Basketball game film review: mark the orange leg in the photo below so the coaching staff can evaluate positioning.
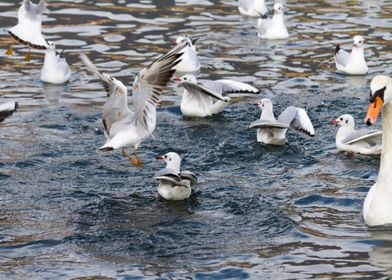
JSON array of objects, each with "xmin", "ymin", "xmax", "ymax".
[
  {"xmin": 25, "ymin": 49, "xmax": 31, "ymax": 62},
  {"xmin": 121, "ymin": 148, "xmax": 142, "ymax": 169}
]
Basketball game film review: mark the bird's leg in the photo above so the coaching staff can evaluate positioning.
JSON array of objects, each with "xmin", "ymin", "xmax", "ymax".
[
  {"xmin": 346, "ymin": 151, "xmax": 355, "ymax": 158},
  {"xmin": 6, "ymin": 45, "xmax": 13, "ymax": 56},
  {"xmin": 121, "ymin": 148, "xmax": 142, "ymax": 168},
  {"xmin": 133, "ymin": 148, "xmax": 143, "ymax": 168},
  {"xmin": 25, "ymin": 49, "xmax": 31, "ymax": 62}
]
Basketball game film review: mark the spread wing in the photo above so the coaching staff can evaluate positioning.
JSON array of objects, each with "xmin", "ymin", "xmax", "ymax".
[
  {"xmin": 200, "ymin": 79, "xmax": 259, "ymax": 95},
  {"xmin": 131, "ymin": 41, "xmax": 186, "ymax": 132},
  {"xmin": 154, "ymin": 168, "xmax": 182, "ymax": 184},
  {"xmin": 179, "ymin": 82, "xmax": 227, "ymax": 101},
  {"xmin": 278, "ymin": 106, "xmax": 315, "ymax": 136},
  {"xmin": 335, "ymin": 44, "xmax": 350, "ymax": 67},
  {"xmin": 179, "ymin": 170, "xmax": 198, "ymax": 185},
  {"xmin": 343, "ymin": 130, "xmax": 382, "ymax": 145},
  {"xmin": 0, "ymin": 102, "xmax": 18, "ymax": 122},
  {"xmin": 80, "ymin": 53, "xmax": 131, "ymax": 135},
  {"xmin": 249, "ymin": 119, "xmax": 289, "ymax": 129}
]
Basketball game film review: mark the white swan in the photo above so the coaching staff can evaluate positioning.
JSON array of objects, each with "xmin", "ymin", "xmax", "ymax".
[
  {"xmin": 257, "ymin": 3, "xmax": 289, "ymax": 40},
  {"xmin": 363, "ymin": 75, "xmax": 392, "ymax": 226},
  {"xmin": 335, "ymin": 35, "xmax": 368, "ymax": 75},
  {"xmin": 40, "ymin": 41, "xmax": 71, "ymax": 84},
  {"xmin": 155, "ymin": 152, "xmax": 198, "ymax": 201},
  {"xmin": 331, "ymin": 114, "xmax": 382, "ymax": 155}
]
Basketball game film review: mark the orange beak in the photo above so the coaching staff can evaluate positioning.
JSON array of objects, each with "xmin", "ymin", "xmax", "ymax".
[
  {"xmin": 156, "ymin": 155, "xmax": 164, "ymax": 160},
  {"xmin": 365, "ymin": 96, "xmax": 383, "ymax": 125}
]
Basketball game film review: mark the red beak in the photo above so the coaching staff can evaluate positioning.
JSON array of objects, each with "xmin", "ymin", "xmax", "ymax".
[
  {"xmin": 174, "ymin": 77, "xmax": 182, "ymax": 82},
  {"xmin": 171, "ymin": 41, "xmax": 177, "ymax": 46},
  {"xmin": 330, "ymin": 119, "xmax": 338, "ymax": 125},
  {"xmin": 156, "ymin": 155, "xmax": 164, "ymax": 160}
]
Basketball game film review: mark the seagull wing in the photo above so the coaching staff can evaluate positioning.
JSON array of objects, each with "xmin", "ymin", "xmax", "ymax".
[
  {"xmin": 343, "ymin": 130, "xmax": 382, "ymax": 145},
  {"xmin": 131, "ymin": 41, "xmax": 186, "ymax": 133},
  {"xmin": 179, "ymin": 170, "xmax": 198, "ymax": 185},
  {"xmin": 154, "ymin": 168, "xmax": 182, "ymax": 184},
  {"xmin": 179, "ymin": 82, "xmax": 227, "ymax": 101},
  {"xmin": 249, "ymin": 119, "xmax": 289, "ymax": 129},
  {"xmin": 80, "ymin": 53, "xmax": 131, "ymax": 135},
  {"xmin": 0, "ymin": 102, "xmax": 18, "ymax": 122},
  {"xmin": 335, "ymin": 44, "xmax": 350, "ymax": 67},
  {"xmin": 201, "ymin": 79, "xmax": 259, "ymax": 95},
  {"xmin": 278, "ymin": 106, "xmax": 315, "ymax": 136}
]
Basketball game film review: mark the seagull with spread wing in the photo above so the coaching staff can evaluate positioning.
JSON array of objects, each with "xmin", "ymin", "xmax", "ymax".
[
  {"xmin": 249, "ymin": 98, "xmax": 315, "ymax": 145},
  {"xmin": 80, "ymin": 42, "xmax": 186, "ymax": 168},
  {"xmin": 7, "ymin": 0, "xmax": 49, "ymax": 61}
]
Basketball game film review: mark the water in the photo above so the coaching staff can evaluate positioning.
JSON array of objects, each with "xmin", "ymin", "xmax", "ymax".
[{"xmin": 1, "ymin": 0, "xmax": 392, "ymax": 278}]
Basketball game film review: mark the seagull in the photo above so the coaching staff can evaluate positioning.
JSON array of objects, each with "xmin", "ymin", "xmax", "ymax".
[
  {"xmin": 238, "ymin": 0, "xmax": 268, "ymax": 17},
  {"xmin": 335, "ymin": 35, "xmax": 368, "ymax": 75},
  {"xmin": 0, "ymin": 102, "xmax": 18, "ymax": 122},
  {"xmin": 154, "ymin": 152, "xmax": 198, "ymax": 201},
  {"xmin": 331, "ymin": 114, "xmax": 382, "ymax": 155},
  {"xmin": 257, "ymin": 3, "xmax": 289, "ymax": 40},
  {"xmin": 249, "ymin": 98, "xmax": 315, "ymax": 145},
  {"xmin": 80, "ymin": 42, "xmax": 186, "ymax": 168},
  {"xmin": 173, "ymin": 36, "xmax": 200, "ymax": 73},
  {"xmin": 176, "ymin": 74, "xmax": 259, "ymax": 117},
  {"xmin": 40, "ymin": 41, "xmax": 71, "ymax": 84},
  {"xmin": 7, "ymin": 0, "xmax": 49, "ymax": 61}
]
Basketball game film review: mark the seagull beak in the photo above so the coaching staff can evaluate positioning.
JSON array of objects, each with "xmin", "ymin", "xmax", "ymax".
[
  {"xmin": 156, "ymin": 155, "xmax": 165, "ymax": 160},
  {"xmin": 174, "ymin": 77, "xmax": 182, "ymax": 82},
  {"xmin": 171, "ymin": 40, "xmax": 177, "ymax": 46},
  {"xmin": 365, "ymin": 96, "xmax": 383, "ymax": 126},
  {"xmin": 330, "ymin": 119, "xmax": 338, "ymax": 125},
  {"xmin": 272, "ymin": 9, "xmax": 277, "ymax": 14}
]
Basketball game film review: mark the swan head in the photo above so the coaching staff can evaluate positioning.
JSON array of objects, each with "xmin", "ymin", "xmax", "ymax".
[
  {"xmin": 353, "ymin": 35, "xmax": 365, "ymax": 48},
  {"xmin": 156, "ymin": 152, "xmax": 182, "ymax": 172},
  {"xmin": 175, "ymin": 74, "xmax": 197, "ymax": 84},
  {"xmin": 331, "ymin": 114, "xmax": 355, "ymax": 128},
  {"xmin": 272, "ymin": 3, "xmax": 284, "ymax": 14},
  {"xmin": 365, "ymin": 75, "xmax": 392, "ymax": 125}
]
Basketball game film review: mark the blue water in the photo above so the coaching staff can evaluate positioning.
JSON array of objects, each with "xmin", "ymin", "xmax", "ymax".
[{"xmin": 1, "ymin": 0, "xmax": 392, "ymax": 279}]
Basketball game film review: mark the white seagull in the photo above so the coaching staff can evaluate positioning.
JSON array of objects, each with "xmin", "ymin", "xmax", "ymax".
[
  {"xmin": 335, "ymin": 35, "xmax": 368, "ymax": 75},
  {"xmin": 363, "ymin": 75, "xmax": 392, "ymax": 226},
  {"xmin": 0, "ymin": 102, "xmax": 18, "ymax": 122},
  {"xmin": 155, "ymin": 152, "xmax": 198, "ymax": 201},
  {"xmin": 7, "ymin": 0, "xmax": 49, "ymax": 61},
  {"xmin": 257, "ymin": 3, "xmax": 289, "ymax": 40},
  {"xmin": 249, "ymin": 98, "xmax": 315, "ymax": 145},
  {"xmin": 80, "ymin": 42, "xmax": 186, "ymax": 168},
  {"xmin": 40, "ymin": 41, "xmax": 71, "ymax": 84},
  {"xmin": 176, "ymin": 74, "xmax": 259, "ymax": 117},
  {"xmin": 238, "ymin": 0, "xmax": 268, "ymax": 17},
  {"xmin": 173, "ymin": 36, "xmax": 200, "ymax": 73},
  {"xmin": 331, "ymin": 114, "xmax": 382, "ymax": 155}
]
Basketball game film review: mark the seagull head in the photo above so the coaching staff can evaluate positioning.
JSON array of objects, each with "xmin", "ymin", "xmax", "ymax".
[
  {"xmin": 175, "ymin": 74, "xmax": 197, "ymax": 84},
  {"xmin": 255, "ymin": 98, "xmax": 273, "ymax": 110},
  {"xmin": 156, "ymin": 152, "xmax": 182, "ymax": 172},
  {"xmin": 104, "ymin": 73, "xmax": 127, "ymax": 93},
  {"xmin": 46, "ymin": 41, "xmax": 56, "ymax": 50},
  {"xmin": 365, "ymin": 75, "xmax": 391, "ymax": 125},
  {"xmin": 353, "ymin": 35, "xmax": 365, "ymax": 48},
  {"xmin": 331, "ymin": 114, "xmax": 354, "ymax": 127},
  {"xmin": 272, "ymin": 3, "xmax": 284, "ymax": 14}
]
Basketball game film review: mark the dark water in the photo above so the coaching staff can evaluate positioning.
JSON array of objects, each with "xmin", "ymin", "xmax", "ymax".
[{"xmin": 1, "ymin": 0, "xmax": 392, "ymax": 279}]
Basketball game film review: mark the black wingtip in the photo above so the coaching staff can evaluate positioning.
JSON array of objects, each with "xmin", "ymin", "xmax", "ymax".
[
  {"xmin": 99, "ymin": 146, "xmax": 114, "ymax": 152},
  {"xmin": 335, "ymin": 44, "xmax": 341, "ymax": 55}
]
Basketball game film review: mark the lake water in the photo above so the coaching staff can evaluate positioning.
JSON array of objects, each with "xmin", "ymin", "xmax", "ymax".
[{"xmin": 1, "ymin": 0, "xmax": 392, "ymax": 279}]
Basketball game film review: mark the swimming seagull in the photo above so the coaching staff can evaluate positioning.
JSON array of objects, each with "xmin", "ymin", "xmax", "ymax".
[
  {"xmin": 155, "ymin": 152, "xmax": 198, "ymax": 201},
  {"xmin": 40, "ymin": 41, "xmax": 71, "ymax": 84},
  {"xmin": 334, "ymin": 35, "xmax": 368, "ymax": 75},
  {"xmin": 176, "ymin": 74, "xmax": 259, "ymax": 117},
  {"xmin": 80, "ymin": 42, "xmax": 186, "ymax": 168},
  {"xmin": 238, "ymin": 0, "xmax": 268, "ymax": 17},
  {"xmin": 257, "ymin": 3, "xmax": 289, "ymax": 40},
  {"xmin": 331, "ymin": 114, "xmax": 382, "ymax": 155},
  {"xmin": 7, "ymin": 0, "xmax": 49, "ymax": 61},
  {"xmin": 249, "ymin": 98, "xmax": 315, "ymax": 145},
  {"xmin": 173, "ymin": 36, "xmax": 200, "ymax": 73},
  {"xmin": 0, "ymin": 102, "xmax": 18, "ymax": 122}
]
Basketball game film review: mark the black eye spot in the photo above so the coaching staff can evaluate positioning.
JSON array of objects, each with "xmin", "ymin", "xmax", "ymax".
[
  {"xmin": 340, "ymin": 118, "xmax": 343, "ymax": 121},
  {"xmin": 345, "ymin": 120, "xmax": 348, "ymax": 123}
]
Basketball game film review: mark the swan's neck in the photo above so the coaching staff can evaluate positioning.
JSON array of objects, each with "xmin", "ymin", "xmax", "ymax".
[{"xmin": 378, "ymin": 102, "xmax": 392, "ymax": 185}]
